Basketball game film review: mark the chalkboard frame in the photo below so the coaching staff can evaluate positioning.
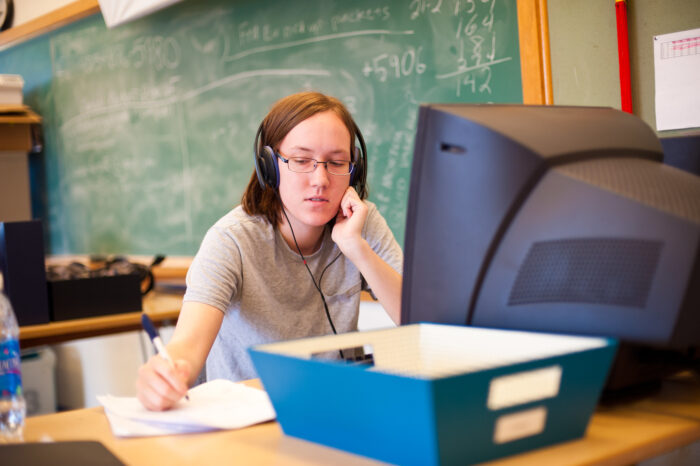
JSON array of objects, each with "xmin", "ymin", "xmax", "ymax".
[{"xmin": 0, "ymin": 0, "xmax": 552, "ymax": 104}]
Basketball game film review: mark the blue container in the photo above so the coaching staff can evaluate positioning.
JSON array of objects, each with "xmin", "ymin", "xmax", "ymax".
[{"xmin": 250, "ymin": 324, "xmax": 617, "ymax": 465}]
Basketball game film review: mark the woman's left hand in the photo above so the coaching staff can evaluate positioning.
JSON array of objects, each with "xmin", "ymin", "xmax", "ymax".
[
  {"xmin": 331, "ymin": 187, "xmax": 368, "ymax": 256},
  {"xmin": 331, "ymin": 186, "xmax": 402, "ymax": 325}
]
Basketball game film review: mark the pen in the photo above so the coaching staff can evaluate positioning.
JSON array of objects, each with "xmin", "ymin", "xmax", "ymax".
[{"xmin": 141, "ymin": 313, "xmax": 190, "ymax": 401}]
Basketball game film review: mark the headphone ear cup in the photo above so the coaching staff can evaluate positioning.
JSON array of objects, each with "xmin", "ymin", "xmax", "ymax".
[
  {"xmin": 350, "ymin": 146, "xmax": 362, "ymax": 188},
  {"xmin": 255, "ymin": 145, "xmax": 279, "ymax": 189},
  {"xmin": 349, "ymin": 165, "xmax": 356, "ymax": 187}
]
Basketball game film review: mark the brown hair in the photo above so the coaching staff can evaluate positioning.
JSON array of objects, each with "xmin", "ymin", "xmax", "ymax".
[{"xmin": 241, "ymin": 91, "xmax": 367, "ymax": 226}]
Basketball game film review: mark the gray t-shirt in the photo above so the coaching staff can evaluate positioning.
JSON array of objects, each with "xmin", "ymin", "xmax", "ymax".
[{"xmin": 183, "ymin": 201, "xmax": 403, "ymax": 382}]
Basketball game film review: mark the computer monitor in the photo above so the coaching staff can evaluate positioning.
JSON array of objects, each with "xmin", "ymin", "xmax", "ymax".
[
  {"xmin": 401, "ymin": 104, "xmax": 700, "ymax": 391},
  {"xmin": 662, "ymin": 133, "xmax": 700, "ymax": 177}
]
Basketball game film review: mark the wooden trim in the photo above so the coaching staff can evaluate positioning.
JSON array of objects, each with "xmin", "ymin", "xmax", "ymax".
[
  {"xmin": 518, "ymin": 0, "xmax": 554, "ymax": 105},
  {"xmin": 537, "ymin": 0, "xmax": 553, "ymax": 104},
  {"xmin": 0, "ymin": 0, "xmax": 100, "ymax": 51}
]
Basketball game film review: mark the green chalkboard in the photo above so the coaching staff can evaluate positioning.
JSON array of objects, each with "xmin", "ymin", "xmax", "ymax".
[{"xmin": 1, "ymin": 0, "xmax": 522, "ymax": 255}]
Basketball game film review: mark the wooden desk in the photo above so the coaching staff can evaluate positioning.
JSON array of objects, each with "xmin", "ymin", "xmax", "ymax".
[
  {"xmin": 23, "ymin": 379, "xmax": 700, "ymax": 465},
  {"xmin": 622, "ymin": 371, "xmax": 700, "ymax": 422},
  {"xmin": 19, "ymin": 292, "xmax": 183, "ymax": 349}
]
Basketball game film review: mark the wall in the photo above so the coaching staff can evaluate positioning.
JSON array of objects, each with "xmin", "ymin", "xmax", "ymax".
[
  {"xmin": 548, "ymin": 0, "xmax": 700, "ymax": 134},
  {"xmin": 9, "ymin": 0, "xmax": 75, "ymax": 27}
]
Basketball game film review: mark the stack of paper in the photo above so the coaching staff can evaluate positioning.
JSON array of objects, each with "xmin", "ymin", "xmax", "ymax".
[{"xmin": 97, "ymin": 379, "xmax": 276, "ymax": 437}]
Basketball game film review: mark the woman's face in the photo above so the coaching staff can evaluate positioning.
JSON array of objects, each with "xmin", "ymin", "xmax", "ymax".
[{"xmin": 277, "ymin": 110, "xmax": 352, "ymax": 230}]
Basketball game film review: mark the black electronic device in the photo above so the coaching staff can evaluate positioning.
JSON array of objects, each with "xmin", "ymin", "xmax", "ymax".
[
  {"xmin": 0, "ymin": 220, "xmax": 50, "ymax": 326},
  {"xmin": 401, "ymin": 104, "xmax": 700, "ymax": 392},
  {"xmin": 661, "ymin": 133, "xmax": 700, "ymax": 177}
]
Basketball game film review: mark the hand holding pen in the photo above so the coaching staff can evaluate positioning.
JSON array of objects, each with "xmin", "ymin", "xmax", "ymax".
[{"xmin": 141, "ymin": 313, "xmax": 190, "ymax": 402}]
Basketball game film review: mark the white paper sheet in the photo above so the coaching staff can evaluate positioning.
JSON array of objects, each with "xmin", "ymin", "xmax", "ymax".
[
  {"xmin": 97, "ymin": 379, "xmax": 276, "ymax": 437},
  {"xmin": 97, "ymin": 0, "xmax": 184, "ymax": 28},
  {"xmin": 654, "ymin": 27, "xmax": 700, "ymax": 131}
]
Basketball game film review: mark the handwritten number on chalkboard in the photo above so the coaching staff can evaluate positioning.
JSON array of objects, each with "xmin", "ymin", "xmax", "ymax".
[
  {"xmin": 462, "ymin": 73, "xmax": 477, "ymax": 93},
  {"xmin": 471, "ymin": 35, "xmax": 484, "ymax": 64},
  {"xmin": 409, "ymin": 0, "xmax": 420, "ymax": 20},
  {"xmin": 482, "ymin": 0, "xmax": 495, "ymax": 31},
  {"xmin": 486, "ymin": 34, "xmax": 496, "ymax": 62},
  {"xmin": 465, "ymin": 14, "xmax": 478, "ymax": 37},
  {"xmin": 126, "ymin": 36, "xmax": 180, "ymax": 70},
  {"xmin": 409, "ymin": 0, "xmax": 443, "ymax": 20},
  {"xmin": 363, "ymin": 47, "xmax": 426, "ymax": 82},
  {"xmin": 455, "ymin": 0, "xmax": 477, "ymax": 15},
  {"xmin": 365, "ymin": 54, "xmax": 388, "ymax": 81},
  {"xmin": 479, "ymin": 67, "xmax": 492, "ymax": 94},
  {"xmin": 415, "ymin": 48, "xmax": 427, "ymax": 74}
]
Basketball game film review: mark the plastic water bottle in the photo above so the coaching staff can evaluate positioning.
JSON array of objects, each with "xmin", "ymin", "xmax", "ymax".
[{"xmin": 0, "ymin": 273, "xmax": 25, "ymax": 442}]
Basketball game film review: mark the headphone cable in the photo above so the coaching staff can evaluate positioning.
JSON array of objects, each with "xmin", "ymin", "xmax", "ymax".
[{"xmin": 280, "ymin": 204, "xmax": 345, "ymax": 359}]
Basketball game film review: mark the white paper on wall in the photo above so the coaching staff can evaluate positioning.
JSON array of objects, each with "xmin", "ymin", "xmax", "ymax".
[
  {"xmin": 653, "ymin": 27, "xmax": 700, "ymax": 131},
  {"xmin": 97, "ymin": 0, "xmax": 183, "ymax": 28}
]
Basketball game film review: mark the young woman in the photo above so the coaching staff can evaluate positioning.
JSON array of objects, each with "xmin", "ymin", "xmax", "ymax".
[{"xmin": 136, "ymin": 91, "xmax": 403, "ymax": 410}]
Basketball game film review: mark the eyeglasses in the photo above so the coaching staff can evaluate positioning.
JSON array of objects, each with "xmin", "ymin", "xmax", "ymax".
[{"xmin": 277, "ymin": 153, "xmax": 353, "ymax": 176}]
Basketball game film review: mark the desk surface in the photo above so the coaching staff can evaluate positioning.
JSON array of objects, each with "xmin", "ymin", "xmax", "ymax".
[{"xmin": 23, "ymin": 378, "xmax": 700, "ymax": 466}]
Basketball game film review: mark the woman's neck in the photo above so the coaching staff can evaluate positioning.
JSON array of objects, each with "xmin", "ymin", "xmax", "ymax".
[{"xmin": 278, "ymin": 218, "xmax": 325, "ymax": 256}]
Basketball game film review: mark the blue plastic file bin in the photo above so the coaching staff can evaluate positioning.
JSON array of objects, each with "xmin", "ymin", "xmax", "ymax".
[{"xmin": 250, "ymin": 324, "xmax": 617, "ymax": 465}]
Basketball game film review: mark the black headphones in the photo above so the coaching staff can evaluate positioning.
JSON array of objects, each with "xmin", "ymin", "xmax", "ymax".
[{"xmin": 253, "ymin": 120, "xmax": 367, "ymax": 195}]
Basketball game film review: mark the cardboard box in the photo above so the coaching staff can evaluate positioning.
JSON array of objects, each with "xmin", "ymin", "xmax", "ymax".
[
  {"xmin": 250, "ymin": 324, "xmax": 617, "ymax": 465},
  {"xmin": 0, "ymin": 151, "xmax": 32, "ymax": 222},
  {"xmin": 21, "ymin": 347, "xmax": 57, "ymax": 416},
  {"xmin": 0, "ymin": 75, "xmax": 24, "ymax": 105},
  {"xmin": 0, "ymin": 106, "xmax": 41, "ymax": 222},
  {"xmin": 47, "ymin": 274, "xmax": 143, "ymax": 321},
  {"xmin": 0, "ymin": 105, "xmax": 40, "ymax": 152}
]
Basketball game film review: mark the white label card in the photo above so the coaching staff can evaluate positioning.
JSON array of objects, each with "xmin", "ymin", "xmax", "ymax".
[
  {"xmin": 493, "ymin": 406, "xmax": 548, "ymax": 444},
  {"xmin": 487, "ymin": 365, "xmax": 562, "ymax": 410}
]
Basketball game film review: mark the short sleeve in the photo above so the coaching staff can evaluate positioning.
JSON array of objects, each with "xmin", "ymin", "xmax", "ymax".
[
  {"xmin": 184, "ymin": 223, "xmax": 243, "ymax": 313},
  {"xmin": 362, "ymin": 202, "xmax": 404, "ymax": 276}
]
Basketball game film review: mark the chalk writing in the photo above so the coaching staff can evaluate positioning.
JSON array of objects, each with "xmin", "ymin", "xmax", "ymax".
[
  {"xmin": 409, "ymin": 0, "xmax": 444, "ymax": 20},
  {"xmin": 53, "ymin": 35, "xmax": 181, "ymax": 76},
  {"xmin": 362, "ymin": 47, "xmax": 426, "ymax": 82},
  {"xmin": 224, "ymin": 29, "xmax": 415, "ymax": 63},
  {"xmin": 331, "ymin": 6, "xmax": 391, "ymax": 31},
  {"xmin": 435, "ymin": 0, "xmax": 512, "ymax": 98},
  {"xmin": 9, "ymin": 0, "xmax": 522, "ymax": 255}
]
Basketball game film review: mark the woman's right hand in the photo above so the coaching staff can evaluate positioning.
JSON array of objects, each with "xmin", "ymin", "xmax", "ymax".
[{"xmin": 136, "ymin": 354, "xmax": 191, "ymax": 411}]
